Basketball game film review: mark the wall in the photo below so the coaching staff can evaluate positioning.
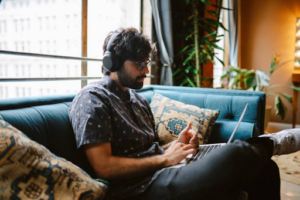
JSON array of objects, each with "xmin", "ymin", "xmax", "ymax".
[{"xmin": 240, "ymin": 0, "xmax": 300, "ymax": 124}]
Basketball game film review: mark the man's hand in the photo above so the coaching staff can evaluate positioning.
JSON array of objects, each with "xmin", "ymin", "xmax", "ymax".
[
  {"xmin": 163, "ymin": 140, "xmax": 196, "ymax": 167},
  {"xmin": 177, "ymin": 122, "xmax": 200, "ymax": 149}
]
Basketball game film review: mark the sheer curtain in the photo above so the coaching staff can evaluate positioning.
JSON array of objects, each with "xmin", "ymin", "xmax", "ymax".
[{"xmin": 228, "ymin": 0, "xmax": 239, "ymax": 67}]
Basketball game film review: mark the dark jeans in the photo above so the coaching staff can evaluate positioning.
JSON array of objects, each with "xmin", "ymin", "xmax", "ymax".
[{"xmin": 144, "ymin": 138, "xmax": 280, "ymax": 200}]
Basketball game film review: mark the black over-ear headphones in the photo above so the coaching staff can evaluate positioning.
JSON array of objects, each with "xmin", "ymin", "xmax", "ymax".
[{"xmin": 103, "ymin": 32, "xmax": 119, "ymax": 72}]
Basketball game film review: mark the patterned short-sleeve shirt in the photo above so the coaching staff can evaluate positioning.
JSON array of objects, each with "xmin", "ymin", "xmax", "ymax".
[{"xmin": 69, "ymin": 75, "xmax": 165, "ymax": 198}]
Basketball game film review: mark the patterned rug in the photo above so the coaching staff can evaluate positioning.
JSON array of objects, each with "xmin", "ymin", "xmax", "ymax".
[{"xmin": 272, "ymin": 151, "xmax": 300, "ymax": 185}]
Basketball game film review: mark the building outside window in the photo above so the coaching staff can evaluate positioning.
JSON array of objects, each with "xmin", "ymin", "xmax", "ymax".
[{"xmin": 0, "ymin": 0, "xmax": 142, "ymax": 99}]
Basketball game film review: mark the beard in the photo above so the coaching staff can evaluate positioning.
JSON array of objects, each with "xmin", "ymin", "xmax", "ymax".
[{"xmin": 117, "ymin": 65, "xmax": 146, "ymax": 89}]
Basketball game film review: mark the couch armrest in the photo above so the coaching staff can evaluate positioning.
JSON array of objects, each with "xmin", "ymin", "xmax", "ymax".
[{"xmin": 208, "ymin": 121, "xmax": 258, "ymax": 144}]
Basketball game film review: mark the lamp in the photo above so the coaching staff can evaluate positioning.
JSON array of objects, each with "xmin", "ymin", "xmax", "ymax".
[{"xmin": 294, "ymin": 18, "xmax": 300, "ymax": 68}]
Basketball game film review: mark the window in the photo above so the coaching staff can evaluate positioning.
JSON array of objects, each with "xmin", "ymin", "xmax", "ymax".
[
  {"xmin": 15, "ymin": 87, "xmax": 19, "ymax": 97},
  {"xmin": 21, "ymin": 65, "xmax": 25, "ymax": 77},
  {"xmin": 87, "ymin": 0, "xmax": 141, "ymax": 83},
  {"xmin": 20, "ymin": 19, "xmax": 24, "ymax": 31},
  {"xmin": 3, "ymin": 20, "xmax": 6, "ymax": 33},
  {"xmin": 14, "ymin": 19, "xmax": 18, "ymax": 32},
  {"xmin": 15, "ymin": 65, "xmax": 19, "ymax": 77},
  {"xmin": 0, "ymin": 0, "xmax": 143, "ymax": 99},
  {"xmin": 22, "ymin": 87, "xmax": 26, "ymax": 96}
]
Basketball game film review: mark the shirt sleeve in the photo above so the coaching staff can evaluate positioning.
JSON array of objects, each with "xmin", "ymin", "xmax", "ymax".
[{"xmin": 69, "ymin": 90, "xmax": 113, "ymax": 148}]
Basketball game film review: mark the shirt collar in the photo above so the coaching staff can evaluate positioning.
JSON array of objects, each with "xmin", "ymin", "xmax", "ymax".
[{"xmin": 102, "ymin": 75, "xmax": 131, "ymax": 101}]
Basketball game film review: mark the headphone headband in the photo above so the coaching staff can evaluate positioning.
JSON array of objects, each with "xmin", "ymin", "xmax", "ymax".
[{"xmin": 106, "ymin": 32, "xmax": 119, "ymax": 52}]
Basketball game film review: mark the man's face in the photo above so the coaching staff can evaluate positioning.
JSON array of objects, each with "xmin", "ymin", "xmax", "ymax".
[{"xmin": 117, "ymin": 60, "xmax": 150, "ymax": 89}]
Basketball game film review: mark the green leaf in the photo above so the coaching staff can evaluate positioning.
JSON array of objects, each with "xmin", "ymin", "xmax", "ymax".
[
  {"xmin": 175, "ymin": 44, "xmax": 192, "ymax": 56},
  {"xmin": 193, "ymin": 69, "xmax": 199, "ymax": 75},
  {"xmin": 255, "ymin": 70, "xmax": 270, "ymax": 86},
  {"xmin": 183, "ymin": 51, "xmax": 195, "ymax": 65},
  {"xmin": 185, "ymin": 66, "xmax": 192, "ymax": 73},
  {"xmin": 259, "ymin": 86, "xmax": 265, "ymax": 91},
  {"xmin": 215, "ymin": 56, "xmax": 224, "ymax": 66},
  {"xmin": 244, "ymin": 69, "xmax": 255, "ymax": 77},
  {"xmin": 213, "ymin": 45, "xmax": 224, "ymax": 51},
  {"xmin": 269, "ymin": 57, "xmax": 276, "ymax": 74},
  {"xmin": 245, "ymin": 77, "xmax": 256, "ymax": 89},
  {"xmin": 179, "ymin": 77, "xmax": 188, "ymax": 86},
  {"xmin": 186, "ymin": 77, "xmax": 196, "ymax": 87},
  {"xmin": 206, "ymin": 10, "xmax": 218, "ymax": 17},
  {"xmin": 275, "ymin": 95, "xmax": 287, "ymax": 120},
  {"xmin": 219, "ymin": 23, "xmax": 228, "ymax": 31},
  {"xmin": 228, "ymin": 66, "xmax": 241, "ymax": 73},
  {"xmin": 203, "ymin": 31, "xmax": 217, "ymax": 38},
  {"xmin": 202, "ymin": 77, "xmax": 214, "ymax": 87},
  {"xmin": 220, "ymin": 73, "xmax": 229, "ymax": 81},
  {"xmin": 216, "ymin": 34, "xmax": 225, "ymax": 38},
  {"xmin": 172, "ymin": 68, "xmax": 182, "ymax": 77},
  {"xmin": 281, "ymin": 93, "xmax": 292, "ymax": 104},
  {"xmin": 290, "ymin": 86, "xmax": 300, "ymax": 92},
  {"xmin": 211, "ymin": 5, "xmax": 233, "ymax": 11},
  {"xmin": 230, "ymin": 75, "xmax": 241, "ymax": 89},
  {"xmin": 200, "ymin": 0, "xmax": 210, "ymax": 6}
]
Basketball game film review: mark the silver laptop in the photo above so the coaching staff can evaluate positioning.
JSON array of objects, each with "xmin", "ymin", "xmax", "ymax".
[{"xmin": 186, "ymin": 103, "xmax": 248, "ymax": 164}]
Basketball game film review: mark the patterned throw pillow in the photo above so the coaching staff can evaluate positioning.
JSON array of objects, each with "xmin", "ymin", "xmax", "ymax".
[
  {"xmin": 150, "ymin": 93, "xmax": 219, "ymax": 145},
  {"xmin": 0, "ymin": 120, "xmax": 108, "ymax": 200}
]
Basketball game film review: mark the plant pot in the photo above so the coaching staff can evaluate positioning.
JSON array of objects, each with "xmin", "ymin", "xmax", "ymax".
[{"xmin": 264, "ymin": 105, "xmax": 272, "ymax": 131}]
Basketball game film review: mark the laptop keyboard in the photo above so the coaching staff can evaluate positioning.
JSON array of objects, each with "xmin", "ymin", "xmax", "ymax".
[{"xmin": 187, "ymin": 144, "xmax": 223, "ymax": 164}]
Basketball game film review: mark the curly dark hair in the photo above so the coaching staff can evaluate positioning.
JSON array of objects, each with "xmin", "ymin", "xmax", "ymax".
[{"xmin": 102, "ymin": 27, "xmax": 156, "ymax": 75}]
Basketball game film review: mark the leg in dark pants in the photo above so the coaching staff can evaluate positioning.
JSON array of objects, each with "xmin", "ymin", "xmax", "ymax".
[
  {"xmin": 145, "ymin": 138, "xmax": 280, "ymax": 200},
  {"xmin": 242, "ymin": 159, "xmax": 280, "ymax": 200}
]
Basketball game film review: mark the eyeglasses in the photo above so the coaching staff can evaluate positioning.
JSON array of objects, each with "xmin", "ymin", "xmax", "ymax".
[{"xmin": 134, "ymin": 61, "xmax": 151, "ymax": 71}]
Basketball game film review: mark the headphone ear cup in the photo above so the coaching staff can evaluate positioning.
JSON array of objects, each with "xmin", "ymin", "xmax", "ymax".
[
  {"xmin": 103, "ymin": 32, "xmax": 120, "ymax": 72},
  {"xmin": 103, "ymin": 51, "xmax": 114, "ymax": 71}
]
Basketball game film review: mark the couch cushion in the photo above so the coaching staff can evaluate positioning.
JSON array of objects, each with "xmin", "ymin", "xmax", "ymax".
[
  {"xmin": 0, "ymin": 120, "xmax": 108, "ymax": 199},
  {"xmin": 150, "ymin": 93, "xmax": 219, "ymax": 144}
]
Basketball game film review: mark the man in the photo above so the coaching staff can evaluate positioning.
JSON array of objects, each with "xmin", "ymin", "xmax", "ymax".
[{"xmin": 69, "ymin": 27, "xmax": 300, "ymax": 200}]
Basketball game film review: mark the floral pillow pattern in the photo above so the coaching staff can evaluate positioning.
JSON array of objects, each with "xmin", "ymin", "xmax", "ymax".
[
  {"xmin": 0, "ymin": 120, "xmax": 108, "ymax": 200},
  {"xmin": 150, "ymin": 93, "xmax": 219, "ymax": 145}
]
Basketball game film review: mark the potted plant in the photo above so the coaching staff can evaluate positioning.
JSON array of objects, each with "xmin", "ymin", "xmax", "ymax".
[
  {"xmin": 171, "ymin": 0, "xmax": 227, "ymax": 88},
  {"xmin": 221, "ymin": 54, "xmax": 300, "ymax": 127}
]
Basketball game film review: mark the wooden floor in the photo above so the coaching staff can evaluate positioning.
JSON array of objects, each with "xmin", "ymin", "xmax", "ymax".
[{"xmin": 281, "ymin": 180, "xmax": 300, "ymax": 200}]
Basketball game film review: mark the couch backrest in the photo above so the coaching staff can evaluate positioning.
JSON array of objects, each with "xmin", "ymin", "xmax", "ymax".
[{"xmin": 137, "ymin": 85, "xmax": 266, "ymax": 136}]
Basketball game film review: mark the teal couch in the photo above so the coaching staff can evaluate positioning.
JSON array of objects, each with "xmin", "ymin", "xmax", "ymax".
[{"xmin": 0, "ymin": 85, "xmax": 266, "ymax": 178}]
